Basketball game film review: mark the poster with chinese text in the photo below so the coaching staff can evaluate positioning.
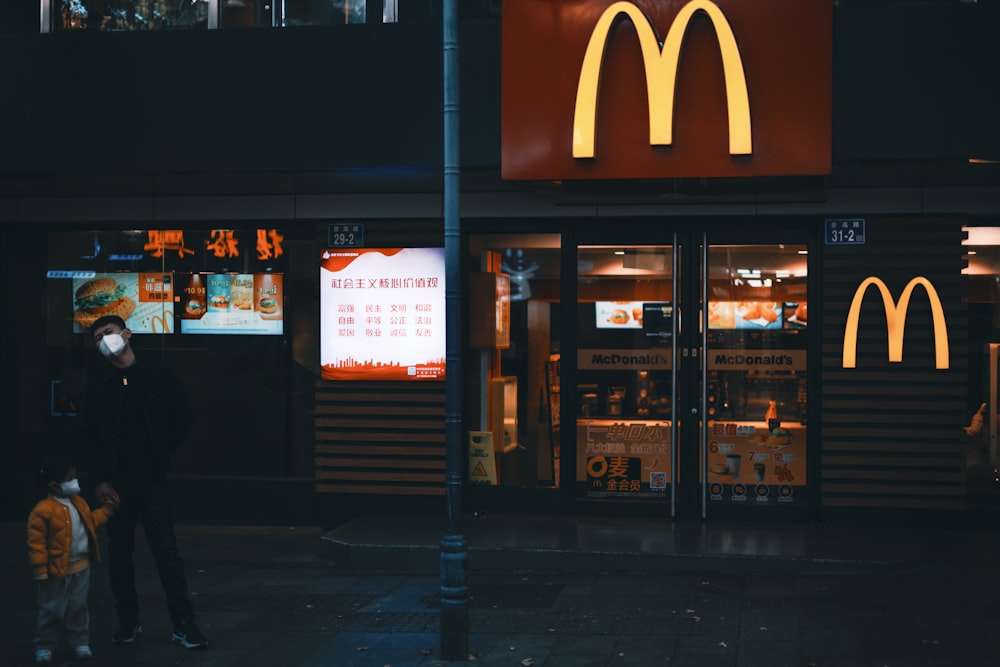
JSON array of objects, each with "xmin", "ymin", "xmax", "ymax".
[{"xmin": 320, "ymin": 248, "xmax": 445, "ymax": 381}]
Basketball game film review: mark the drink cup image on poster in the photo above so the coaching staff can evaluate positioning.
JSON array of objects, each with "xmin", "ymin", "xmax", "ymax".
[
  {"xmin": 320, "ymin": 248, "xmax": 446, "ymax": 381},
  {"xmin": 706, "ymin": 422, "xmax": 806, "ymax": 505},
  {"xmin": 72, "ymin": 273, "xmax": 174, "ymax": 334}
]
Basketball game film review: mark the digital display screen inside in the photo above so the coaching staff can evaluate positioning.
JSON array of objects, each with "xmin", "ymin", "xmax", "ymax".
[
  {"xmin": 594, "ymin": 301, "xmax": 645, "ymax": 329},
  {"xmin": 71, "ymin": 273, "xmax": 174, "ymax": 334},
  {"xmin": 178, "ymin": 273, "xmax": 284, "ymax": 335}
]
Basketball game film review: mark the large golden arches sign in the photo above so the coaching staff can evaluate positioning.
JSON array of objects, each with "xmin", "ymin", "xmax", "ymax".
[
  {"xmin": 573, "ymin": 0, "xmax": 752, "ymax": 159},
  {"xmin": 842, "ymin": 276, "xmax": 949, "ymax": 370}
]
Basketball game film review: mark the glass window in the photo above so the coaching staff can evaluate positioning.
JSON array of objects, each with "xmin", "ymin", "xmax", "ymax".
[
  {"xmin": 468, "ymin": 234, "xmax": 561, "ymax": 489},
  {"xmin": 282, "ymin": 0, "xmax": 364, "ymax": 25},
  {"xmin": 704, "ymin": 244, "xmax": 808, "ymax": 509},
  {"xmin": 576, "ymin": 244, "xmax": 675, "ymax": 502},
  {"xmin": 54, "ymin": 0, "xmax": 210, "ymax": 30},
  {"xmin": 962, "ymin": 226, "xmax": 1000, "ymax": 510},
  {"xmin": 39, "ymin": 227, "xmax": 301, "ymax": 478}
]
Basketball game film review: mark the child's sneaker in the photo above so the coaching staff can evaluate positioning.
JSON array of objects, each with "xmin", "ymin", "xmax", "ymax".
[
  {"xmin": 112, "ymin": 621, "xmax": 141, "ymax": 644},
  {"xmin": 171, "ymin": 616, "xmax": 207, "ymax": 649},
  {"xmin": 34, "ymin": 648, "xmax": 53, "ymax": 664},
  {"xmin": 73, "ymin": 645, "xmax": 93, "ymax": 660}
]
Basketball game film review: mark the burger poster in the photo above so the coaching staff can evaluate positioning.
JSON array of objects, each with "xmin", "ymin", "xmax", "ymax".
[
  {"xmin": 72, "ymin": 273, "xmax": 174, "ymax": 334},
  {"xmin": 320, "ymin": 248, "xmax": 445, "ymax": 381},
  {"xmin": 179, "ymin": 273, "xmax": 284, "ymax": 335}
]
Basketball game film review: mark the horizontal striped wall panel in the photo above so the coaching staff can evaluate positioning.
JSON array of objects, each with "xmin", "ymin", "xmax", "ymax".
[
  {"xmin": 821, "ymin": 469, "xmax": 964, "ymax": 483},
  {"xmin": 314, "ymin": 380, "xmax": 446, "ymax": 496},
  {"xmin": 820, "ymin": 217, "xmax": 969, "ymax": 511},
  {"xmin": 821, "ymin": 496, "xmax": 966, "ymax": 510},
  {"xmin": 315, "ymin": 483, "xmax": 445, "ymax": 496}
]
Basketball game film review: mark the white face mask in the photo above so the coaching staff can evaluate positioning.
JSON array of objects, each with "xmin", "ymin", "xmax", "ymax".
[
  {"xmin": 58, "ymin": 479, "xmax": 81, "ymax": 497},
  {"xmin": 99, "ymin": 333, "xmax": 127, "ymax": 358}
]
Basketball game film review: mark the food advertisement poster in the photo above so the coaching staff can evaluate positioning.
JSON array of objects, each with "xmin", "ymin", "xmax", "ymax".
[
  {"xmin": 576, "ymin": 420, "xmax": 671, "ymax": 499},
  {"xmin": 595, "ymin": 301, "xmax": 645, "ymax": 329},
  {"xmin": 708, "ymin": 301, "xmax": 784, "ymax": 330},
  {"xmin": 706, "ymin": 422, "xmax": 806, "ymax": 506},
  {"xmin": 72, "ymin": 273, "xmax": 174, "ymax": 334},
  {"xmin": 320, "ymin": 248, "xmax": 446, "ymax": 381},
  {"xmin": 179, "ymin": 273, "xmax": 284, "ymax": 335}
]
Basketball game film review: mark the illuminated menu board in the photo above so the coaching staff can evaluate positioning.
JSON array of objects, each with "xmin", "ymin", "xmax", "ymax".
[
  {"xmin": 320, "ymin": 248, "xmax": 445, "ymax": 381},
  {"xmin": 594, "ymin": 301, "xmax": 645, "ymax": 329},
  {"xmin": 72, "ymin": 273, "xmax": 174, "ymax": 334},
  {"xmin": 178, "ymin": 273, "xmax": 284, "ymax": 335}
]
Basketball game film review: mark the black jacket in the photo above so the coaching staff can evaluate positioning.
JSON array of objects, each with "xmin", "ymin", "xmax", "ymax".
[{"xmin": 84, "ymin": 358, "xmax": 194, "ymax": 485}]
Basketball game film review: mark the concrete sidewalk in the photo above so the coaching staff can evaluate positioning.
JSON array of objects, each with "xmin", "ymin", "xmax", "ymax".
[{"xmin": 2, "ymin": 517, "xmax": 998, "ymax": 666}]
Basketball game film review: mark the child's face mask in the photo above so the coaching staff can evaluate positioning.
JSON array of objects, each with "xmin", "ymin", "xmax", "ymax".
[
  {"xmin": 57, "ymin": 479, "xmax": 81, "ymax": 497},
  {"xmin": 99, "ymin": 333, "xmax": 126, "ymax": 358}
]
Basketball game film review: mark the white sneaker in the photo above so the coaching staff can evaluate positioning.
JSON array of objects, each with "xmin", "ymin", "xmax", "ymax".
[
  {"xmin": 34, "ymin": 648, "xmax": 53, "ymax": 664},
  {"xmin": 74, "ymin": 645, "xmax": 93, "ymax": 660}
]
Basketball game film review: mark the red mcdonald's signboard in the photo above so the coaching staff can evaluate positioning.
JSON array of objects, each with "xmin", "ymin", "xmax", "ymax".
[{"xmin": 501, "ymin": 0, "xmax": 832, "ymax": 181}]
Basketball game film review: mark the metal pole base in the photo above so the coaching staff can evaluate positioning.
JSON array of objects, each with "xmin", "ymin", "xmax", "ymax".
[{"xmin": 439, "ymin": 533, "xmax": 468, "ymax": 660}]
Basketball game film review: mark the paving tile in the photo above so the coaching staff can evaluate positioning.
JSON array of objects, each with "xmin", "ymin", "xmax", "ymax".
[{"xmin": 3, "ymin": 521, "xmax": 1000, "ymax": 667}]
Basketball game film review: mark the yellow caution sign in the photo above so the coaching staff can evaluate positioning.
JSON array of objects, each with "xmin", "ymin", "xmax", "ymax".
[{"xmin": 468, "ymin": 431, "xmax": 498, "ymax": 485}]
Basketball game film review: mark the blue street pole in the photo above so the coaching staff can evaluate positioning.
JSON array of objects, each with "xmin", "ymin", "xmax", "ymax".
[{"xmin": 440, "ymin": 0, "xmax": 468, "ymax": 659}]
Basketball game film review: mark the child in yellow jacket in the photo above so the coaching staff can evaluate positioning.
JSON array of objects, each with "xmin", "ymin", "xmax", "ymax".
[{"xmin": 27, "ymin": 456, "xmax": 117, "ymax": 664}]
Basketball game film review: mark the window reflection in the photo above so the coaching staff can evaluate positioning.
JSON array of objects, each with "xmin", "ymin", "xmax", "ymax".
[
  {"xmin": 283, "ymin": 0, "xmax": 365, "ymax": 25},
  {"xmin": 56, "ymin": 0, "xmax": 209, "ymax": 30},
  {"xmin": 52, "ymin": 0, "xmax": 432, "ymax": 28}
]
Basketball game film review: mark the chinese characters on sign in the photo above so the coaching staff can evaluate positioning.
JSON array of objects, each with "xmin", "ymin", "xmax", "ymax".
[
  {"xmin": 142, "ymin": 229, "xmax": 285, "ymax": 262},
  {"xmin": 145, "ymin": 230, "xmax": 194, "ymax": 259},
  {"xmin": 320, "ymin": 248, "xmax": 446, "ymax": 381},
  {"xmin": 576, "ymin": 420, "xmax": 671, "ymax": 499},
  {"xmin": 706, "ymin": 421, "xmax": 806, "ymax": 505}
]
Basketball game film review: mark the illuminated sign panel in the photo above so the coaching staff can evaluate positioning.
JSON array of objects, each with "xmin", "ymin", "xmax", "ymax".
[
  {"xmin": 319, "ymin": 248, "xmax": 446, "ymax": 381},
  {"xmin": 502, "ymin": 0, "xmax": 831, "ymax": 180},
  {"xmin": 842, "ymin": 277, "xmax": 949, "ymax": 370},
  {"xmin": 574, "ymin": 0, "xmax": 750, "ymax": 160}
]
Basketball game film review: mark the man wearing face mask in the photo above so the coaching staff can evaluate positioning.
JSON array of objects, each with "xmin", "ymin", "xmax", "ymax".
[{"xmin": 84, "ymin": 315, "xmax": 207, "ymax": 650}]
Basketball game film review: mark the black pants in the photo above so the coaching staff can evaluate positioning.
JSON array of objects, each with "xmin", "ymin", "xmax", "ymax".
[{"xmin": 107, "ymin": 476, "xmax": 193, "ymax": 626}]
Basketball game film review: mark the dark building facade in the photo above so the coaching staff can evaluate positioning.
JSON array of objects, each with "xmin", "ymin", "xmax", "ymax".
[{"xmin": 1, "ymin": 0, "xmax": 998, "ymax": 526}]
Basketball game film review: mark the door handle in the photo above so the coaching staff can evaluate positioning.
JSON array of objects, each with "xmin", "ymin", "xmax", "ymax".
[{"xmin": 691, "ymin": 407, "xmax": 698, "ymax": 415}]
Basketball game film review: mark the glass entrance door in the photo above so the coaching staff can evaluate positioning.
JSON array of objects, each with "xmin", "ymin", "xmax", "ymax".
[
  {"xmin": 698, "ymin": 241, "xmax": 810, "ymax": 517},
  {"xmin": 574, "ymin": 233, "xmax": 810, "ymax": 518},
  {"xmin": 575, "ymin": 240, "xmax": 680, "ymax": 508}
]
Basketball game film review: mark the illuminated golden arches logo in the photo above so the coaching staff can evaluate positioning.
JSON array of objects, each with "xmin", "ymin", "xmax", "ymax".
[
  {"xmin": 573, "ymin": 0, "xmax": 752, "ymax": 159},
  {"xmin": 842, "ymin": 277, "xmax": 949, "ymax": 370}
]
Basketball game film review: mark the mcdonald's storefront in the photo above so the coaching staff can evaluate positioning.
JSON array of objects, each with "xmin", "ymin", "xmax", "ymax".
[
  {"xmin": 457, "ymin": 0, "xmax": 1000, "ymax": 521},
  {"xmin": 4, "ymin": 0, "xmax": 1000, "ymax": 526}
]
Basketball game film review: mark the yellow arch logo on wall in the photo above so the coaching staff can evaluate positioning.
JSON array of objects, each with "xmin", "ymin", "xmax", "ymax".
[
  {"xmin": 573, "ymin": 0, "xmax": 752, "ymax": 159},
  {"xmin": 842, "ymin": 277, "xmax": 949, "ymax": 370}
]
